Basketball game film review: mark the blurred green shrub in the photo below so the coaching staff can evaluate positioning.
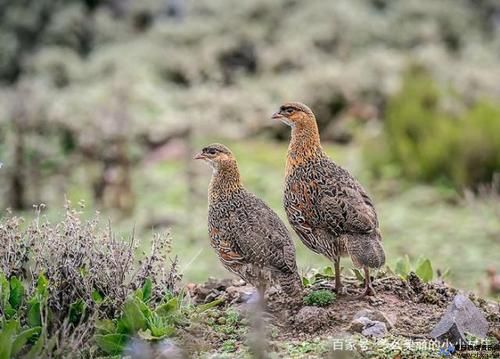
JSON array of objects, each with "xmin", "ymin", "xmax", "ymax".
[
  {"xmin": 303, "ymin": 290, "xmax": 336, "ymax": 307},
  {"xmin": 367, "ymin": 67, "xmax": 500, "ymax": 190},
  {"xmin": 0, "ymin": 205, "xmax": 183, "ymax": 357}
]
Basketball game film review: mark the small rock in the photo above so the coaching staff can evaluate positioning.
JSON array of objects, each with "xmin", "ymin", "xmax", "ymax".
[
  {"xmin": 232, "ymin": 278, "xmax": 246, "ymax": 287},
  {"xmin": 204, "ymin": 291, "xmax": 221, "ymax": 303},
  {"xmin": 362, "ymin": 321, "xmax": 387, "ymax": 337},
  {"xmin": 294, "ymin": 306, "xmax": 329, "ymax": 333},
  {"xmin": 353, "ymin": 309, "xmax": 394, "ymax": 330},
  {"xmin": 349, "ymin": 315, "xmax": 388, "ymax": 337},
  {"xmin": 225, "ymin": 285, "xmax": 255, "ymax": 303},
  {"xmin": 349, "ymin": 317, "xmax": 371, "ymax": 333},
  {"xmin": 226, "ymin": 286, "xmax": 238, "ymax": 294},
  {"xmin": 195, "ymin": 286, "xmax": 211, "ymax": 299},
  {"xmin": 219, "ymin": 278, "xmax": 234, "ymax": 289},
  {"xmin": 430, "ymin": 293, "xmax": 489, "ymax": 344}
]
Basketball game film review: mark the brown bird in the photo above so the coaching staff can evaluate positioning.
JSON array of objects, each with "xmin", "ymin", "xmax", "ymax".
[
  {"xmin": 272, "ymin": 102, "xmax": 385, "ymax": 297},
  {"xmin": 194, "ymin": 143, "xmax": 303, "ymax": 300}
]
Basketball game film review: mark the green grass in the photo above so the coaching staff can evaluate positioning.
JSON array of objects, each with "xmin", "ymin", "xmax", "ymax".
[
  {"xmin": 303, "ymin": 290, "xmax": 336, "ymax": 307},
  {"xmin": 7, "ymin": 139, "xmax": 500, "ymax": 293}
]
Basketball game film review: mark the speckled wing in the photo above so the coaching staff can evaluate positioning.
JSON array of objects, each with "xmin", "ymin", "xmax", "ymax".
[
  {"xmin": 318, "ymin": 163, "xmax": 385, "ymax": 268},
  {"xmin": 319, "ymin": 185, "xmax": 378, "ymax": 235},
  {"xmin": 229, "ymin": 192, "xmax": 298, "ymax": 275},
  {"xmin": 316, "ymin": 160, "xmax": 378, "ymax": 235}
]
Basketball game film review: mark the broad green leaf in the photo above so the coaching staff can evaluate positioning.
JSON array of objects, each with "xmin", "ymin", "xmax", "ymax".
[
  {"xmin": 415, "ymin": 256, "xmax": 425, "ymax": 268},
  {"xmin": 11, "ymin": 327, "xmax": 41, "ymax": 356},
  {"xmin": 142, "ymin": 324, "xmax": 175, "ymax": 340},
  {"xmin": 36, "ymin": 275, "xmax": 48, "ymax": 297},
  {"xmin": 27, "ymin": 300, "xmax": 42, "ymax": 327},
  {"xmin": 135, "ymin": 297, "xmax": 153, "ymax": 320},
  {"xmin": 121, "ymin": 298, "xmax": 146, "ymax": 333},
  {"xmin": 4, "ymin": 305, "xmax": 16, "ymax": 319},
  {"xmin": 416, "ymin": 258, "xmax": 433, "ymax": 283},
  {"xmin": 91, "ymin": 290, "xmax": 104, "ymax": 304},
  {"xmin": 134, "ymin": 289, "xmax": 143, "ymax": 301},
  {"xmin": 95, "ymin": 319, "xmax": 116, "ymax": 335},
  {"xmin": 301, "ymin": 277, "xmax": 310, "ymax": 287},
  {"xmin": 322, "ymin": 266, "xmax": 334, "ymax": 277},
  {"xmin": 95, "ymin": 334, "xmax": 129, "ymax": 355},
  {"xmin": 0, "ymin": 320, "xmax": 19, "ymax": 359},
  {"xmin": 394, "ymin": 255, "xmax": 411, "ymax": 279},
  {"xmin": 155, "ymin": 297, "xmax": 178, "ymax": 318},
  {"xmin": 116, "ymin": 318, "xmax": 129, "ymax": 334},
  {"xmin": 142, "ymin": 278, "xmax": 153, "ymax": 302},
  {"xmin": 9, "ymin": 277, "xmax": 25, "ymax": 310},
  {"xmin": 69, "ymin": 299, "xmax": 86, "ymax": 325},
  {"xmin": 152, "ymin": 325, "xmax": 175, "ymax": 338}
]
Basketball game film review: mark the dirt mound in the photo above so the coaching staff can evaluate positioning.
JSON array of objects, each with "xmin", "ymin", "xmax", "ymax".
[{"xmin": 186, "ymin": 273, "xmax": 499, "ymax": 341}]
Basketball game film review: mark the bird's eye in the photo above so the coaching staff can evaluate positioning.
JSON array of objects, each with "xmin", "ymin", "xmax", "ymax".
[
  {"xmin": 285, "ymin": 107, "xmax": 294, "ymax": 114},
  {"xmin": 207, "ymin": 149, "xmax": 217, "ymax": 155}
]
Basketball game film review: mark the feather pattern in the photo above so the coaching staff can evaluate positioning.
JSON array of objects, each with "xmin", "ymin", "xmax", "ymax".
[
  {"xmin": 203, "ymin": 144, "xmax": 303, "ymax": 297},
  {"xmin": 279, "ymin": 102, "xmax": 386, "ymax": 273},
  {"xmin": 285, "ymin": 154, "xmax": 385, "ymax": 268}
]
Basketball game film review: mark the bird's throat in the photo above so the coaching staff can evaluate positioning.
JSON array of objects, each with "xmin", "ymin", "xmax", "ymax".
[
  {"xmin": 208, "ymin": 161, "xmax": 242, "ymax": 202},
  {"xmin": 287, "ymin": 125, "xmax": 322, "ymax": 169}
]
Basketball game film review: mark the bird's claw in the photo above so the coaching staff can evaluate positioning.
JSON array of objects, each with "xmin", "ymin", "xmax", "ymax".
[{"xmin": 353, "ymin": 284, "xmax": 377, "ymax": 299}]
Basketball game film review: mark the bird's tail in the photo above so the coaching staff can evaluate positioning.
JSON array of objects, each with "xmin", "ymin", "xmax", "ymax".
[{"xmin": 345, "ymin": 229, "xmax": 385, "ymax": 269}]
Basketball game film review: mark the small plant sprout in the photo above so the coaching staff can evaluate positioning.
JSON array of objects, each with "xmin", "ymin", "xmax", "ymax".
[
  {"xmin": 303, "ymin": 290, "xmax": 336, "ymax": 307},
  {"xmin": 394, "ymin": 255, "xmax": 434, "ymax": 283}
]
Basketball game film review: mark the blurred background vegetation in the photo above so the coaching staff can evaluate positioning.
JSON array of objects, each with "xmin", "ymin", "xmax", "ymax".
[{"xmin": 1, "ymin": 0, "xmax": 499, "ymax": 294}]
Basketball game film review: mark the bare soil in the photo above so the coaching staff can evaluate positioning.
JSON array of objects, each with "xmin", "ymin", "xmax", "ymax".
[{"xmin": 182, "ymin": 274, "xmax": 500, "ymax": 357}]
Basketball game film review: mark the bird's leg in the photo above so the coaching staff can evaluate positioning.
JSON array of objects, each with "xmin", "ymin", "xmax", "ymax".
[
  {"xmin": 359, "ymin": 267, "xmax": 376, "ymax": 298},
  {"xmin": 334, "ymin": 258, "xmax": 347, "ymax": 295}
]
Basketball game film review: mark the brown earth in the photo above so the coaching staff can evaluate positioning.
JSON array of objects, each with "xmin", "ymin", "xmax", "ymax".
[{"xmin": 180, "ymin": 274, "xmax": 500, "ymax": 357}]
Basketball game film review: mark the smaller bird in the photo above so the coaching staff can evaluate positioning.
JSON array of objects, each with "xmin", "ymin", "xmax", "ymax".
[
  {"xmin": 194, "ymin": 143, "xmax": 303, "ymax": 300},
  {"xmin": 273, "ymin": 102, "xmax": 385, "ymax": 298}
]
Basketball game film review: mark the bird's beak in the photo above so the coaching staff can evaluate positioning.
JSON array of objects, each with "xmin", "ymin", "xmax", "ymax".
[
  {"xmin": 271, "ymin": 111, "xmax": 283, "ymax": 120},
  {"xmin": 193, "ymin": 152, "xmax": 206, "ymax": 160}
]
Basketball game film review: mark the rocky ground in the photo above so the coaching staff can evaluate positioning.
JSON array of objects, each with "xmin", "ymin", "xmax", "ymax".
[{"xmin": 180, "ymin": 274, "xmax": 500, "ymax": 358}]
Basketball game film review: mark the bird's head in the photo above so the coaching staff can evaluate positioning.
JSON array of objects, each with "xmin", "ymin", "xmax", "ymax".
[
  {"xmin": 271, "ymin": 102, "xmax": 316, "ymax": 128},
  {"xmin": 193, "ymin": 143, "xmax": 235, "ymax": 169}
]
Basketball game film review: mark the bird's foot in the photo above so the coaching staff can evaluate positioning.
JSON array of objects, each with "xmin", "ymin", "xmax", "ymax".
[{"xmin": 353, "ymin": 284, "xmax": 377, "ymax": 300}]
